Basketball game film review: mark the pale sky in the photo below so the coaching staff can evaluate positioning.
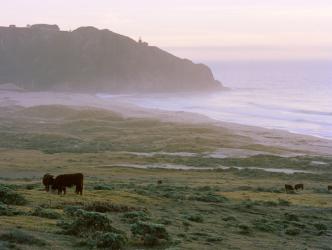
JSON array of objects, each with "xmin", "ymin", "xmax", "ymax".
[{"xmin": 1, "ymin": 0, "xmax": 332, "ymax": 61}]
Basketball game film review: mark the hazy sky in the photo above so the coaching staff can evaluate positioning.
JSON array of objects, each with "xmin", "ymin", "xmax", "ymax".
[{"xmin": 2, "ymin": 0, "xmax": 332, "ymax": 61}]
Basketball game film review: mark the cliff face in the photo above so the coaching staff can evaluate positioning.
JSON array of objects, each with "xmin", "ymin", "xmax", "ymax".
[{"xmin": 0, "ymin": 24, "xmax": 222, "ymax": 93}]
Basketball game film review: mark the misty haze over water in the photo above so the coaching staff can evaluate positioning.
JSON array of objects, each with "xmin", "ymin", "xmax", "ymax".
[{"xmin": 99, "ymin": 60, "xmax": 332, "ymax": 139}]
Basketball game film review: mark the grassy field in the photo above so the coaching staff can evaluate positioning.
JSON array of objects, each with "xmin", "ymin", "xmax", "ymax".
[{"xmin": 1, "ymin": 105, "xmax": 332, "ymax": 250}]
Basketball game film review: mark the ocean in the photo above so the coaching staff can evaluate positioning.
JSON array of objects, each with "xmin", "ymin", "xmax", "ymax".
[{"xmin": 98, "ymin": 60, "xmax": 332, "ymax": 140}]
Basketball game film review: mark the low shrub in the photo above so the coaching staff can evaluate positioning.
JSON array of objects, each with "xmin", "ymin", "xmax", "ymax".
[
  {"xmin": 290, "ymin": 222, "xmax": 306, "ymax": 229},
  {"xmin": 31, "ymin": 206, "xmax": 61, "ymax": 219},
  {"xmin": 131, "ymin": 221, "xmax": 169, "ymax": 246},
  {"xmin": 285, "ymin": 227, "xmax": 301, "ymax": 236},
  {"xmin": 188, "ymin": 193, "xmax": 227, "ymax": 203},
  {"xmin": 157, "ymin": 218, "xmax": 172, "ymax": 225},
  {"xmin": 94, "ymin": 184, "xmax": 114, "ymax": 190},
  {"xmin": 284, "ymin": 213, "xmax": 299, "ymax": 222},
  {"xmin": 58, "ymin": 209, "xmax": 121, "ymax": 237},
  {"xmin": 84, "ymin": 202, "xmax": 142, "ymax": 213},
  {"xmin": 95, "ymin": 232, "xmax": 128, "ymax": 249},
  {"xmin": 239, "ymin": 199, "xmax": 259, "ymax": 209},
  {"xmin": 182, "ymin": 221, "xmax": 191, "ymax": 228},
  {"xmin": 25, "ymin": 184, "xmax": 39, "ymax": 190},
  {"xmin": 312, "ymin": 188, "xmax": 330, "ymax": 194},
  {"xmin": 253, "ymin": 219, "xmax": 276, "ymax": 233},
  {"xmin": 134, "ymin": 184, "xmax": 188, "ymax": 200},
  {"xmin": 260, "ymin": 200, "xmax": 278, "ymax": 206},
  {"xmin": 60, "ymin": 207, "xmax": 127, "ymax": 248},
  {"xmin": 238, "ymin": 224, "xmax": 251, "ymax": 235},
  {"xmin": 223, "ymin": 216, "xmax": 237, "ymax": 222},
  {"xmin": 195, "ymin": 186, "xmax": 220, "ymax": 192},
  {"xmin": 0, "ymin": 184, "xmax": 18, "ymax": 190},
  {"xmin": 63, "ymin": 205, "xmax": 82, "ymax": 215},
  {"xmin": 253, "ymin": 187, "xmax": 284, "ymax": 193},
  {"xmin": 206, "ymin": 234, "xmax": 223, "ymax": 242},
  {"xmin": 237, "ymin": 186, "xmax": 254, "ymax": 191},
  {"xmin": 278, "ymin": 198, "xmax": 291, "ymax": 206},
  {"xmin": 314, "ymin": 223, "xmax": 327, "ymax": 231},
  {"xmin": 122, "ymin": 211, "xmax": 150, "ymax": 223},
  {"xmin": 0, "ymin": 230, "xmax": 45, "ymax": 246},
  {"xmin": 0, "ymin": 185, "xmax": 27, "ymax": 205},
  {"xmin": 183, "ymin": 214, "xmax": 203, "ymax": 223},
  {"xmin": 0, "ymin": 202, "xmax": 22, "ymax": 216},
  {"xmin": 0, "ymin": 241, "xmax": 19, "ymax": 250},
  {"xmin": 165, "ymin": 247, "xmax": 181, "ymax": 250}
]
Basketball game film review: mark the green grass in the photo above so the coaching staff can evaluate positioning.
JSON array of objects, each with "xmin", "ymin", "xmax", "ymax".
[{"xmin": 1, "ymin": 167, "xmax": 332, "ymax": 249}]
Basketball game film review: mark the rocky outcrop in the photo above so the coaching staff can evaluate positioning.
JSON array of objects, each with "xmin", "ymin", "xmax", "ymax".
[{"xmin": 0, "ymin": 24, "xmax": 223, "ymax": 93}]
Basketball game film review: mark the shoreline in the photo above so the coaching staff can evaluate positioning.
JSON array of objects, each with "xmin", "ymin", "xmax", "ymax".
[{"xmin": 1, "ymin": 90, "xmax": 331, "ymax": 157}]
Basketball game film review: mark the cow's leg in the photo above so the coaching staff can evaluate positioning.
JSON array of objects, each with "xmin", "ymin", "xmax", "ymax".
[{"xmin": 63, "ymin": 187, "xmax": 66, "ymax": 195}]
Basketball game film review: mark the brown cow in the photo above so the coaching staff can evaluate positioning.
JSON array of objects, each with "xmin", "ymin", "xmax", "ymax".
[
  {"xmin": 294, "ymin": 184, "xmax": 304, "ymax": 191},
  {"xmin": 42, "ymin": 173, "xmax": 54, "ymax": 192},
  {"xmin": 285, "ymin": 184, "xmax": 294, "ymax": 193},
  {"xmin": 328, "ymin": 185, "xmax": 332, "ymax": 191},
  {"xmin": 52, "ymin": 173, "xmax": 84, "ymax": 195}
]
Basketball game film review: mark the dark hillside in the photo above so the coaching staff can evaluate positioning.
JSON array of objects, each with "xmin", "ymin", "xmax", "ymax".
[{"xmin": 0, "ymin": 24, "xmax": 222, "ymax": 93}]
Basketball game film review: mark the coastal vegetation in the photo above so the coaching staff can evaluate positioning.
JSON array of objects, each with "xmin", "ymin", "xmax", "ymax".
[{"xmin": 0, "ymin": 105, "xmax": 331, "ymax": 249}]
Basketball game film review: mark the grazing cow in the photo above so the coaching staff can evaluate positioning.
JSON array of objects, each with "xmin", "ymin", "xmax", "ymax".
[
  {"xmin": 42, "ymin": 174, "xmax": 54, "ymax": 192},
  {"xmin": 52, "ymin": 173, "xmax": 84, "ymax": 195},
  {"xmin": 328, "ymin": 185, "xmax": 332, "ymax": 191},
  {"xmin": 157, "ymin": 180, "xmax": 163, "ymax": 185},
  {"xmin": 285, "ymin": 184, "xmax": 294, "ymax": 193},
  {"xmin": 294, "ymin": 184, "xmax": 304, "ymax": 191}
]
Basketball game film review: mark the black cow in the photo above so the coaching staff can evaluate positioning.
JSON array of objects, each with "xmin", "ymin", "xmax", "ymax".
[
  {"xmin": 52, "ymin": 173, "xmax": 84, "ymax": 195},
  {"xmin": 294, "ymin": 184, "xmax": 304, "ymax": 191},
  {"xmin": 285, "ymin": 184, "xmax": 294, "ymax": 193}
]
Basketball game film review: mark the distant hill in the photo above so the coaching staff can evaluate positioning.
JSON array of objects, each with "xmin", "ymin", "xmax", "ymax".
[{"xmin": 0, "ymin": 24, "xmax": 223, "ymax": 93}]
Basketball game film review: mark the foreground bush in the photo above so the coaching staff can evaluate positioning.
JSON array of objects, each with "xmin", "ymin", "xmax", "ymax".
[
  {"xmin": 285, "ymin": 227, "xmax": 301, "ymax": 236},
  {"xmin": 0, "ymin": 185, "xmax": 27, "ymax": 205},
  {"xmin": 79, "ymin": 232, "xmax": 127, "ymax": 250},
  {"xmin": 0, "ymin": 202, "xmax": 24, "ymax": 216},
  {"xmin": 59, "ymin": 208, "xmax": 127, "ymax": 249},
  {"xmin": 95, "ymin": 232, "xmax": 127, "ymax": 249},
  {"xmin": 253, "ymin": 219, "xmax": 277, "ymax": 233},
  {"xmin": 131, "ymin": 221, "xmax": 169, "ymax": 246},
  {"xmin": 59, "ymin": 209, "xmax": 120, "ymax": 236},
  {"xmin": 183, "ymin": 214, "xmax": 204, "ymax": 223},
  {"xmin": 284, "ymin": 213, "xmax": 299, "ymax": 222},
  {"xmin": 0, "ymin": 230, "xmax": 45, "ymax": 246},
  {"xmin": 31, "ymin": 206, "xmax": 61, "ymax": 219},
  {"xmin": 122, "ymin": 211, "xmax": 150, "ymax": 223},
  {"xmin": 238, "ymin": 224, "xmax": 251, "ymax": 235}
]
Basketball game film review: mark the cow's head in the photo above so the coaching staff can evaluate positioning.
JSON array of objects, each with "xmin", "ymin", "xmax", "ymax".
[{"xmin": 42, "ymin": 174, "xmax": 54, "ymax": 192}]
